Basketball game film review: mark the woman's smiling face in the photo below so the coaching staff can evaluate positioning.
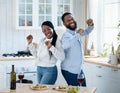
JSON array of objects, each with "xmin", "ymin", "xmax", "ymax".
[{"xmin": 42, "ymin": 25, "xmax": 53, "ymax": 39}]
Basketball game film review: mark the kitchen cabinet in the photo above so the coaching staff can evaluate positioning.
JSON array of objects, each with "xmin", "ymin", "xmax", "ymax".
[
  {"xmin": 83, "ymin": 62, "xmax": 120, "ymax": 93},
  {"xmin": 0, "ymin": 58, "xmax": 37, "ymax": 89},
  {"xmin": 0, "ymin": 58, "xmax": 67, "ymax": 89},
  {"xmin": 82, "ymin": 62, "xmax": 94, "ymax": 86},
  {"xmin": 0, "ymin": 62, "xmax": 6, "ymax": 90},
  {"xmin": 5, "ymin": 59, "xmax": 37, "ymax": 87},
  {"xmin": 55, "ymin": 61, "xmax": 67, "ymax": 85}
]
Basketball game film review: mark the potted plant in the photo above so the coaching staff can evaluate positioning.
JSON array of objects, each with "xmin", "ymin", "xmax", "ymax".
[
  {"xmin": 116, "ymin": 21, "xmax": 120, "ymax": 62},
  {"xmin": 117, "ymin": 21, "xmax": 120, "ymax": 43}
]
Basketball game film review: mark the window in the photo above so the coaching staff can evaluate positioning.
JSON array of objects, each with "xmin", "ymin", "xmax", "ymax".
[
  {"xmin": 38, "ymin": 0, "xmax": 52, "ymax": 26},
  {"xmin": 57, "ymin": 0, "xmax": 71, "ymax": 26},
  {"xmin": 88, "ymin": 0, "xmax": 120, "ymax": 54},
  {"xmin": 16, "ymin": 0, "xmax": 73, "ymax": 29},
  {"xmin": 101, "ymin": 0, "xmax": 120, "ymax": 56},
  {"xmin": 17, "ymin": 0, "xmax": 33, "ymax": 27},
  {"xmin": 103, "ymin": 0, "xmax": 119, "ymax": 46}
]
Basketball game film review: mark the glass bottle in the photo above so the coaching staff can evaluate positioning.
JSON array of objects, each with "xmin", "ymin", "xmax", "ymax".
[{"xmin": 10, "ymin": 65, "xmax": 16, "ymax": 90}]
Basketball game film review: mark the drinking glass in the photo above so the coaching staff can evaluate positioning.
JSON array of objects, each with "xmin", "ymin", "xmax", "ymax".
[
  {"xmin": 77, "ymin": 73, "xmax": 85, "ymax": 86},
  {"xmin": 18, "ymin": 70, "xmax": 24, "ymax": 84}
]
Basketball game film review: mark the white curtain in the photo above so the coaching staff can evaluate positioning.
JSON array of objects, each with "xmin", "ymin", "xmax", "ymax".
[
  {"xmin": 72, "ymin": 0, "xmax": 104, "ymax": 55},
  {"xmin": 87, "ymin": 0, "xmax": 98, "ymax": 52},
  {"xmin": 73, "ymin": 0, "xmax": 88, "ymax": 55},
  {"xmin": 86, "ymin": 0, "xmax": 104, "ymax": 55}
]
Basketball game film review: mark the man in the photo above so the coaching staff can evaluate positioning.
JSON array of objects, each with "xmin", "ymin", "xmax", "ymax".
[{"xmin": 61, "ymin": 12, "xmax": 94, "ymax": 86}]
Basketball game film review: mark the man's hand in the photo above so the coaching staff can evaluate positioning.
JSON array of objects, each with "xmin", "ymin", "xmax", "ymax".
[
  {"xmin": 78, "ymin": 28, "xmax": 84, "ymax": 35},
  {"xmin": 45, "ymin": 41, "xmax": 52, "ymax": 49},
  {"xmin": 86, "ymin": 19, "xmax": 94, "ymax": 26}
]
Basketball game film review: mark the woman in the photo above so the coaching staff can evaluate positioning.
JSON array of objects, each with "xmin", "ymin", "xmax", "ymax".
[{"xmin": 29, "ymin": 21, "xmax": 65, "ymax": 84}]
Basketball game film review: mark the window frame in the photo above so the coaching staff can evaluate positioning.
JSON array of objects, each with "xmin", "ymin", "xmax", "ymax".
[
  {"xmin": 16, "ymin": 0, "xmax": 73, "ymax": 30},
  {"xmin": 102, "ymin": 0, "xmax": 120, "ymax": 50}
]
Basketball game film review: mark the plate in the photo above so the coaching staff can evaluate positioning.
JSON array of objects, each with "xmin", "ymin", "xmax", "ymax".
[
  {"xmin": 30, "ymin": 84, "xmax": 49, "ymax": 90},
  {"xmin": 54, "ymin": 86, "xmax": 67, "ymax": 92}
]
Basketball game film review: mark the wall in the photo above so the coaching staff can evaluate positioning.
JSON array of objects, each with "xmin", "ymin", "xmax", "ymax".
[
  {"xmin": 0, "ymin": 0, "xmax": 46, "ymax": 54},
  {"xmin": 0, "ymin": 0, "xmax": 86, "ymax": 54}
]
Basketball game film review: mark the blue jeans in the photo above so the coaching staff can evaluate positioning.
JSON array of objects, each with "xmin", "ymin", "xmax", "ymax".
[
  {"xmin": 37, "ymin": 66, "xmax": 58, "ymax": 84},
  {"xmin": 61, "ymin": 69, "xmax": 86, "ymax": 86}
]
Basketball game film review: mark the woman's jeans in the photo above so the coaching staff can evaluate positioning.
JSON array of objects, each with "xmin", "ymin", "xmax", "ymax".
[
  {"xmin": 37, "ymin": 65, "xmax": 58, "ymax": 84},
  {"xmin": 61, "ymin": 69, "xmax": 86, "ymax": 86}
]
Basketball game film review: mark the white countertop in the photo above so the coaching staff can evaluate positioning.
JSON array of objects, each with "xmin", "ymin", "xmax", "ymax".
[
  {"xmin": 0, "ymin": 56, "xmax": 35, "ymax": 61},
  {"xmin": 84, "ymin": 56, "xmax": 120, "ymax": 69},
  {"xmin": 1, "ymin": 55, "xmax": 120, "ymax": 69},
  {"xmin": 0, "ymin": 83, "xmax": 97, "ymax": 93}
]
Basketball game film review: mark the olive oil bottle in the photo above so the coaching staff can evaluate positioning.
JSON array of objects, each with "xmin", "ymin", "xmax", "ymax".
[{"xmin": 10, "ymin": 65, "xmax": 16, "ymax": 90}]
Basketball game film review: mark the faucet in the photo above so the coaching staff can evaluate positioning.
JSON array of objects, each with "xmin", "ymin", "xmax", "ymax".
[
  {"xmin": 103, "ymin": 43, "xmax": 112, "ymax": 47},
  {"xmin": 103, "ymin": 42, "xmax": 114, "ymax": 55}
]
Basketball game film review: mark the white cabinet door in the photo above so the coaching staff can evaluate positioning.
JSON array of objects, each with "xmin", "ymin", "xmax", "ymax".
[
  {"xmin": 92, "ymin": 64, "xmax": 119, "ymax": 93},
  {"xmin": 5, "ymin": 59, "xmax": 37, "ymax": 87},
  {"xmin": 83, "ymin": 62, "xmax": 94, "ymax": 87},
  {"xmin": 0, "ymin": 62, "xmax": 6, "ymax": 90},
  {"xmin": 5, "ymin": 59, "xmax": 36, "ymax": 71},
  {"xmin": 93, "ymin": 71, "xmax": 110, "ymax": 93},
  {"xmin": 109, "ymin": 79, "xmax": 120, "ymax": 93},
  {"xmin": 55, "ymin": 62, "xmax": 67, "ymax": 85},
  {"xmin": 83, "ymin": 62, "xmax": 120, "ymax": 93},
  {"xmin": 107, "ymin": 68, "xmax": 120, "ymax": 93}
]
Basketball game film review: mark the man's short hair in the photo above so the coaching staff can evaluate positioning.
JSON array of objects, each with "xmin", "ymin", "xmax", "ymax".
[{"xmin": 61, "ymin": 12, "xmax": 71, "ymax": 22}]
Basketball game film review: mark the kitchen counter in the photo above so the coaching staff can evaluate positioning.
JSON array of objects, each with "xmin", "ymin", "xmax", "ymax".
[
  {"xmin": 84, "ymin": 55, "xmax": 120, "ymax": 69},
  {"xmin": 1, "ymin": 55, "xmax": 120, "ymax": 69},
  {"xmin": 0, "ymin": 83, "xmax": 97, "ymax": 93},
  {"xmin": 0, "ymin": 56, "xmax": 35, "ymax": 61}
]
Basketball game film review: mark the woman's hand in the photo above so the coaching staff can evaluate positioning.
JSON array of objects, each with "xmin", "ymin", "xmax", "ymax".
[
  {"xmin": 33, "ymin": 43, "xmax": 38, "ymax": 48},
  {"xmin": 45, "ymin": 41, "xmax": 52, "ymax": 49}
]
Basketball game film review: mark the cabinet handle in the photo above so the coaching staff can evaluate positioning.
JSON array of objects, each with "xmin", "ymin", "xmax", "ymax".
[
  {"xmin": 96, "ymin": 75, "xmax": 102, "ymax": 77},
  {"xmin": 112, "ymin": 69, "xmax": 118, "ymax": 72},
  {"xmin": 96, "ymin": 66, "xmax": 102, "ymax": 68}
]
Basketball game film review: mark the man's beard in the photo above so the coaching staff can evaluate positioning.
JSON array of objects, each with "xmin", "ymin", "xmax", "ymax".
[{"xmin": 66, "ymin": 21, "xmax": 77, "ymax": 30}]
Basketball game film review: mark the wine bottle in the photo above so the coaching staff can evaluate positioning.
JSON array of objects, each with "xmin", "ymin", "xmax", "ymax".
[{"xmin": 10, "ymin": 65, "xmax": 16, "ymax": 90}]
